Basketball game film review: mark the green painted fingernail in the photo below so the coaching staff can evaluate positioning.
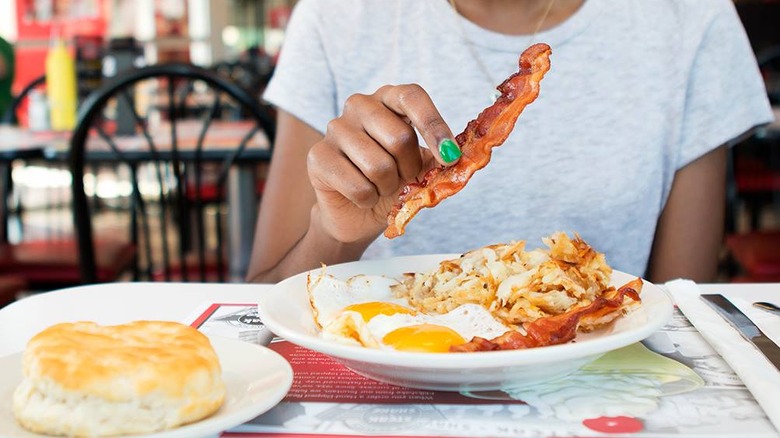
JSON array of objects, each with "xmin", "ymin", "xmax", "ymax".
[{"xmin": 438, "ymin": 138, "xmax": 461, "ymax": 163}]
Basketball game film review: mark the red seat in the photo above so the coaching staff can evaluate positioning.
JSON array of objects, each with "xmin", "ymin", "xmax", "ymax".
[
  {"xmin": 730, "ymin": 147, "xmax": 780, "ymax": 232},
  {"xmin": 734, "ymin": 156, "xmax": 780, "ymax": 192},
  {"xmin": 725, "ymin": 230, "xmax": 780, "ymax": 281},
  {"xmin": 0, "ymin": 240, "xmax": 136, "ymax": 289},
  {"xmin": 186, "ymin": 182, "xmax": 225, "ymax": 204},
  {"xmin": 179, "ymin": 175, "xmax": 265, "ymax": 282},
  {"xmin": 185, "ymin": 175, "xmax": 266, "ymax": 204},
  {"xmin": 0, "ymin": 275, "xmax": 27, "ymax": 307}
]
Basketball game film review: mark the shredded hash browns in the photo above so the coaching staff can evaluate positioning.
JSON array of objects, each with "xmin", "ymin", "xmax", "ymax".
[{"xmin": 392, "ymin": 232, "xmax": 637, "ymax": 332}]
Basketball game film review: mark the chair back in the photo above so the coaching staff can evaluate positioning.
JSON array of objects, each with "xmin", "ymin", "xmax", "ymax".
[
  {"xmin": 726, "ymin": 44, "xmax": 780, "ymax": 233},
  {"xmin": 69, "ymin": 63, "xmax": 276, "ymax": 283},
  {"xmin": 2, "ymin": 73, "xmax": 94, "ymax": 126},
  {"xmin": 212, "ymin": 59, "xmax": 273, "ymax": 98},
  {"xmin": 757, "ymin": 45, "xmax": 780, "ymax": 105},
  {"xmin": 724, "ymin": 44, "xmax": 780, "ymax": 281},
  {"xmin": 1, "ymin": 75, "xmax": 46, "ymax": 126}
]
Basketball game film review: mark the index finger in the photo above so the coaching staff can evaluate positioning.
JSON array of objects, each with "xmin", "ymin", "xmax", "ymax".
[{"xmin": 374, "ymin": 84, "xmax": 461, "ymax": 166}]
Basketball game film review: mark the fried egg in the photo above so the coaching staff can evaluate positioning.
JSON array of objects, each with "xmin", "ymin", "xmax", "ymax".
[
  {"xmin": 307, "ymin": 272, "xmax": 410, "ymax": 328},
  {"xmin": 308, "ymin": 272, "xmax": 514, "ymax": 353},
  {"xmin": 366, "ymin": 304, "xmax": 513, "ymax": 352}
]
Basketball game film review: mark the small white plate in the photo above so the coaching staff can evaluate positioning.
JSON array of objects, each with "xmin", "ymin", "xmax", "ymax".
[
  {"xmin": 258, "ymin": 254, "xmax": 674, "ymax": 392},
  {"xmin": 0, "ymin": 336, "xmax": 293, "ymax": 437}
]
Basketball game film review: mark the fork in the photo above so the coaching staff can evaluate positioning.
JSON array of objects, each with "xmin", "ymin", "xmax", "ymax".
[{"xmin": 753, "ymin": 301, "xmax": 780, "ymax": 316}]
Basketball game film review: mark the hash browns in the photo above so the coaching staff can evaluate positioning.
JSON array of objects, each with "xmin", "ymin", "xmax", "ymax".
[{"xmin": 392, "ymin": 232, "xmax": 633, "ymax": 330}]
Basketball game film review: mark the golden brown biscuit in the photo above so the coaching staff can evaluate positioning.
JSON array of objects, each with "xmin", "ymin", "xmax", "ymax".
[{"xmin": 12, "ymin": 321, "xmax": 225, "ymax": 436}]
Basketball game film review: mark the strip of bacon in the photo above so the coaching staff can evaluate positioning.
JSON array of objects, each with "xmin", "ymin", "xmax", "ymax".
[
  {"xmin": 450, "ymin": 278, "xmax": 643, "ymax": 352},
  {"xmin": 384, "ymin": 43, "xmax": 552, "ymax": 238}
]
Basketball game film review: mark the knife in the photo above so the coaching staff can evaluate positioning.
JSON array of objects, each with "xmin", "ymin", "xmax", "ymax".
[{"xmin": 701, "ymin": 294, "xmax": 780, "ymax": 373}]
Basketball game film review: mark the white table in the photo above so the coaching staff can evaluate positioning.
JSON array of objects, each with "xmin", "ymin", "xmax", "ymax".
[
  {"xmin": 1, "ymin": 281, "xmax": 780, "ymax": 438},
  {"xmin": 0, "ymin": 282, "xmax": 266, "ymax": 355},
  {"xmin": 0, "ymin": 281, "xmax": 777, "ymax": 356}
]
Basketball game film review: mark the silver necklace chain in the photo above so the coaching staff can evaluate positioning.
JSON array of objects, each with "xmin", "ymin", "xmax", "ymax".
[{"xmin": 449, "ymin": 0, "xmax": 555, "ymax": 101}]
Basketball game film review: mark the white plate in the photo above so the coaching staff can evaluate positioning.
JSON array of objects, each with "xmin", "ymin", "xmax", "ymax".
[
  {"xmin": 258, "ymin": 254, "xmax": 674, "ymax": 392},
  {"xmin": 0, "ymin": 336, "xmax": 293, "ymax": 437}
]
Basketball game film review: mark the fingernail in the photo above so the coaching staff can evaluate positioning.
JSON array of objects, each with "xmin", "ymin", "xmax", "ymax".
[{"xmin": 438, "ymin": 138, "xmax": 461, "ymax": 163}]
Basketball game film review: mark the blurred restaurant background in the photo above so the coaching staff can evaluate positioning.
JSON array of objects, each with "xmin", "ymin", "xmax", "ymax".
[{"xmin": 0, "ymin": 0, "xmax": 777, "ymax": 306}]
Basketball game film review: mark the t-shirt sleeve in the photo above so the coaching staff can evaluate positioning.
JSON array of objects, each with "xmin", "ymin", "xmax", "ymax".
[
  {"xmin": 678, "ymin": 0, "xmax": 774, "ymax": 169},
  {"xmin": 262, "ymin": 0, "xmax": 337, "ymax": 134}
]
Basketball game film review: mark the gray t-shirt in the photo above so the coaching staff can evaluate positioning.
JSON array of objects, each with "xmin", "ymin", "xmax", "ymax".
[{"xmin": 263, "ymin": 0, "xmax": 773, "ymax": 277}]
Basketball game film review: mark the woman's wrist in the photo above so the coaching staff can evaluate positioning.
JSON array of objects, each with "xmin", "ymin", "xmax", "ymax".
[
  {"xmin": 307, "ymin": 205, "xmax": 377, "ymax": 261},
  {"xmin": 246, "ymin": 211, "xmax": 372, "ymax": 284}
]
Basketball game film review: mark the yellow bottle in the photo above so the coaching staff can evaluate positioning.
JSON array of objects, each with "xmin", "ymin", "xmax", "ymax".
[{"xmin": 46, "ymin": 40, "xmax": 78, "ymax": 131}]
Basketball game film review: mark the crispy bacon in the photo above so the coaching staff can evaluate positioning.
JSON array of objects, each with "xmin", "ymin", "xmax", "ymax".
[
  {"xmin": 384, "ymin": 43, "xmax": 553, "ymax": 238},
  {"xmin": 450, "ymin": 278, "xmax": 643, "ymax": 352}
]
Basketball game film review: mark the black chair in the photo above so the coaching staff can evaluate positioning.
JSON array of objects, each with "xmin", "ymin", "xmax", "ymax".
[
  {"xmin": 69, "ymin": 63, "xmax": 275, "ymax": 284},
  {"xmin": 728, "ymin": 46, "xmax": 780, "ymax": 228},
  {"xmin": 0, "ymin": 74, "xmax": 136, "ymax": 290},
  {"xmin": 0, "ymin": 74, "xmax": 74, "ymax": 247},
  {"xmin": 724, "ymin": 45, "xmax": 780, "ymax": 282},
  {"xmin": 1, "ymin": 75, "xmax": 47, "ymax": 237},
  {"xmin": 212, "ymin": 59, "xmax": 273, "ymax": 98},
  {"xmin": 758, "ymin": 45, "xmax": 780, "ymax": 105},
  {"xmin": 1, "ymin": 73, "xmax": 95, "ymax": 125},
  {"xmin": 1, "ymin": 74, "xmax": 45, "ymax": 126}
]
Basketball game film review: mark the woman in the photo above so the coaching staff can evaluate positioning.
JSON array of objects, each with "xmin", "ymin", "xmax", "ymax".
[{"xmin": 247, "ymin": 0, "xmax": 773, "ymax": 283}]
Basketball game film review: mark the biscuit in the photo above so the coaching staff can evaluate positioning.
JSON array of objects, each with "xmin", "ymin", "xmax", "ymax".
[{"xmin": 13, "ymin": 321, "xmax": 225, "ymax": 436}]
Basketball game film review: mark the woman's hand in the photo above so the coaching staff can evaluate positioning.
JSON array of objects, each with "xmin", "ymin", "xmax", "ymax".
[{"xmin": 307, "ymin": 84, "xmax": 460, "ymax": 243}]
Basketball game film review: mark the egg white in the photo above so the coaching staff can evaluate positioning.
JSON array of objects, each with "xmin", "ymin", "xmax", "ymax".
[
  {"xmin": 367, "ymin": 303, "xmax": 512, "ymax": 343},
  {"xmin": 322, "ymin": 303, "xmax": 513, "ymax": 352},
  {"xmin": 308, "ymin": 272, "xmax": 408, "ymax": 328},
  {"xmin": 308, "ymin": 272, "xmax": 515, "ymax": 352}
]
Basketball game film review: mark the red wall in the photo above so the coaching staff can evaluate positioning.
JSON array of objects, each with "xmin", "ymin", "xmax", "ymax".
[{"xmin": 12, "ymin": 0, "xmax": 107, "ymax": 94}]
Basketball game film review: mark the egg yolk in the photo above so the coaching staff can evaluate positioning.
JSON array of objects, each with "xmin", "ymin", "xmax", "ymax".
[
  {"xmin": 343, "ymin": 302, "xmax": 416, "ymax": 321},
  {"xmin": 382, "ymin": 324, "xmax": 466, "ymax": 353}
]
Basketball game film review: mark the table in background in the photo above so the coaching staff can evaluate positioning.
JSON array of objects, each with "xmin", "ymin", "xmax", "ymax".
[
  {"xmin": 0, "ymin": 121, "xmax": 270, "ymax": 280},
  {"xmin": 0, "ymin": 126, "xmax": 67, "ymax": 243}
]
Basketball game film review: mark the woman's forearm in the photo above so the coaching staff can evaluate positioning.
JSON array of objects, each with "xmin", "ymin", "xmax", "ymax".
[{"xmin": 246, "ymin": 207, "xmax": 376, "ymax": 283}]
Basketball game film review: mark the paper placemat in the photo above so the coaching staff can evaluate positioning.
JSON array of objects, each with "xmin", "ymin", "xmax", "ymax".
[
  {"xmin": 666, "ymin": 279, "xmax": 780, "ymax": 433},
  {"xmin": 188, "ymin": 300, "xmax": 779, "ymax": 437}
]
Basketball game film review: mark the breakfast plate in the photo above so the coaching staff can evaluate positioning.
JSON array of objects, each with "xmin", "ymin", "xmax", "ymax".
[
  {"xmin": 258, "ymin": 254, "xmax": 674, "ymax": 392},
  {"xmin": 0, "ymin": 336, "xmax": 293, "ymax": 437}
]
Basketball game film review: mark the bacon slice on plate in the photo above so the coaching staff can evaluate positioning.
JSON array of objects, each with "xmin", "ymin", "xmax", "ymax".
[
  {"xmin": 384, "ymin": 43, "xmax": 553, "ymax": 239},
  {"xmin": 450, "ymin": 278, "xmax": 643, "ymax": 352}
]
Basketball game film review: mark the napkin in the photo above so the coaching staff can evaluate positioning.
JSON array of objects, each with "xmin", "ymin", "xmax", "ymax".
[{"xmin": 666, "ymin": 279, "xmax": 780, "ymax": 433}]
